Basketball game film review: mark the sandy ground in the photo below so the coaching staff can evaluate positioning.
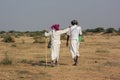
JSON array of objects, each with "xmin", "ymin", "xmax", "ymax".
[{"xmin": 0, "ymin": 35, "xmax": 120, "ymax": 80}]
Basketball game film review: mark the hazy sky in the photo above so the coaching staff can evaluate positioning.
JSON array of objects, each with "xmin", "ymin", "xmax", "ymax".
[{"xmin": 0, "ymin": 0, "xmax": 120, "ymax": 31}]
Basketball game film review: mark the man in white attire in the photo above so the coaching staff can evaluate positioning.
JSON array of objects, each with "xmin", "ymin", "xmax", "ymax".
[
  {"xmin": 66, "ymin": 20, "xmax": 82, "ymax": 66},
  {"xmin": 45, "ymin": 24, "xmax": 70, "ymax": 67}
]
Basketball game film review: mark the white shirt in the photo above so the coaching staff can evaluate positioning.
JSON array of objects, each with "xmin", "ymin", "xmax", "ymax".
[
  {"xmin": 67, "ymin": 25, "xmax": 82, "ymax": 40},
  {"xmin": 45, "ymin": 28, "xmax": 70, "ymax": 44}
]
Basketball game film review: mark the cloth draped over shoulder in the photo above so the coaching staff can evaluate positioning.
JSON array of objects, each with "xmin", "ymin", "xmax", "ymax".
[{"xmin": 67, "ymin": 25, "xmax": 82, "ymax": 41}]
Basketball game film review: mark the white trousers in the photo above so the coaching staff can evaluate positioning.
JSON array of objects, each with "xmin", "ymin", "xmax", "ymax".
[
  {"xmin": 70, "ymin": 39, "xmax": 80, "ymax": 59},
  {"xmin": 51, "ymin": 43, "xmax": 60, "ymax": 61}
]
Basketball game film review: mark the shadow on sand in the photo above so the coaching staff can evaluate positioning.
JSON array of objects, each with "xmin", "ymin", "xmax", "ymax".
[{"xmin": 31, "ymin": 60, "xmax": 68, "ymax": 67}]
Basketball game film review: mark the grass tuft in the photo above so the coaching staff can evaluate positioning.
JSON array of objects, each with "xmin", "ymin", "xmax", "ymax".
[
  {"xmin": 0, "ymin": 51, "xmax": 12, "ymax": 65},
  {"xmin": 96, "ymin": 49, "xmax": 110, "ymax": 53},
  {"xmin": 103, "ymin": 61, "xmax": 120, "ymax": 67},
  {"xmin": 19, "ymin": 59, "xmax": 33, "ymax": 64}
]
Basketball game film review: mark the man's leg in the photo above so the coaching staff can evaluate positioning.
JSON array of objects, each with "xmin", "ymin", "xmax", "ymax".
[
  {"xmin": 73, "ymin": 56, "xmax": 78, "ymax": 66},
  {"xmin": 51, "ymin": 44, "xmax": 56, "ymax": 67},
  {"xmin": 73, "ymin": 41, "xmax": 79, "ymax": 66}
]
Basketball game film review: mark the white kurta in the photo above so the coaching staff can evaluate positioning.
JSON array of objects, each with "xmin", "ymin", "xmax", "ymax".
[
  {"xmin": 45, "ymin": 28, "xmax": 70, "ymax": 61},
  {"xmin": 67, "ymin": 25, "xmax": 82, "ymax": 59}
]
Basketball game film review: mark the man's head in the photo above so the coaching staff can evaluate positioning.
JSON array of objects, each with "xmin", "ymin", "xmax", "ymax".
[
  {"xmin": 51, "ymin": 24, "xmax": 60, "ymax": 31},
  {"xmin": 71, "ymin": 20, "xmax": 78, "ymax": 25}
]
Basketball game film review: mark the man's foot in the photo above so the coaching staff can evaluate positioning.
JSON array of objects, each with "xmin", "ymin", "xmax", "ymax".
[
  {"xmin": 73, "ymin": 56, "xmax": 78, "ymax": 66},
  {"xmin": 73, "ymin": 62, "xmax": 77, "ymax": 66},
  {"xmin": 55, "ymin": 60, "xmax": 59, "ymax": 66},
  {"xmin": 51, "ymin": 61, "xmax": 55, "ymax": 67}
]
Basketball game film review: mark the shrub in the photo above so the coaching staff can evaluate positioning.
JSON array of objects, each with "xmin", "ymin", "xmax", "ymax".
[
  {"xmin": 118, "ymin": 28, "xmax": 120, "ymax": 32},
  {"xmin": 94, "ymin": 27, "xmax": 105, "ymax": 33},
  {"xmin": 105, "ymin": 28, "xmax": 117, "ymax": 33},
  {"xmin": 2, "ymin": 35, "xmax": 15, "ymax": 43},
  {"xmin": 82, "ymin": 30, "xmax": 87, "ymax": 35},
  {"xmin": 85, "ymin": 27, "xmax": 105, "ymax": 33},
  {"xmin": 25, "ymin": 31, "xmax": 44, "ymax": 37},
  {"xmin": 0, "ymin": 31, "xmax": 6, "ymax": 34},
  {"xmin": 85, "ymin": 29, "xmax": 94, "ymax": 32},
  {"xmin": 0, "ymin": 52, "xmax": 12, "ymax": 65},
  {"xmin": 11, "ymin": 43, "xmax": 17, "ymax": 47},
  {"xmin": 33, "ymin": 36, "xmax": 45, "ymax": 43},
  {"xmin": 96, "ymin": 49, "xmax": 110, "ymax": 53},
  {"xmin": 20, "ymin": 59, "xmax": 33, "ymax": 64},
  {"xmin": 118, "ymin": 28, "xmax": 120, "ymax": 35}
]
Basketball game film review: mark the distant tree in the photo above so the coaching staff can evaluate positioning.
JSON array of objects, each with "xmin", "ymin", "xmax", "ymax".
[
  {"xmin": 0, "ymin": 31, "xmax": 6, "ymax": 34},
  {"xmin": 94, "ymin": 27, "xmax": 105, "ymax": 33},
  {"xmin": 85, "ymin": 29, "xmax": 94, "ymax": 32},
  {"xmin": 82, "ymin": 30, "xmax": 87, "ymax": 35},
  {"xmin": 24, "ymin": 30, "xmax": 45, "ymax": 37},
  {"xmin": 9, "ymin": 30, "xmax": 16, "ymax": 33},
  {"xmin": 118, "ymin": 28, "xmax": 120, "ymax": 35},
  {"xmin": 118, "ymin": 28, "xmax": 120, "ymax": 33},
  {"xmin": 85, "ymin": 27, "xmax": 105, "ymax": 33},
  {"xmin": 105, "ymin": 28, "xmax": 117, "ymax": 33}
]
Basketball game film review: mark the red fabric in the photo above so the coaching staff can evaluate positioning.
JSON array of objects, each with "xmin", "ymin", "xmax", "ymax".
[{"xmin": 51, "ymin": 24, "xmax": 59, "ymax": 31}]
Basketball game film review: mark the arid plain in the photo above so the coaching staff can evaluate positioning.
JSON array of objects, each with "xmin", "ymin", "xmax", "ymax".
[{"xmin": 0, "ymin": 34, "xmax": 120, "ymax": 80}]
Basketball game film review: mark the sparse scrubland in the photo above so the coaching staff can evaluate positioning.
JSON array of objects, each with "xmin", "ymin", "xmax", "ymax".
[{"xmin": 0, "ymin": 29, "xmax": 120, "ymax": 80}]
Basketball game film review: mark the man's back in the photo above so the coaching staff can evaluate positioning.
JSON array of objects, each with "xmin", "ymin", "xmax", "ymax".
[{"xmin": 67, "ymin": 25, "xmax": 82, "ymax": 40}]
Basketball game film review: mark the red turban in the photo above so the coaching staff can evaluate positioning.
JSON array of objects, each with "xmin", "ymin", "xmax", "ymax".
[{"xmin": 51, "ymin": 24, "xmax": 59, "ymax": 31}]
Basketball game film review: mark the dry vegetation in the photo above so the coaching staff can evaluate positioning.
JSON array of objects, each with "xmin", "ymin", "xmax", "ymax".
[{"xmin": 0, "ymin": 34, "xmax": 120, "ymax": 80}]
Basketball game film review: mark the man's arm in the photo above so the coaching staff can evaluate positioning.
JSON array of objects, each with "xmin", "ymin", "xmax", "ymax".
[
  {"xmin": 79, "ymin": 27, "xmax": 82, "ymax": 36},
  {"xmin": 57, "ymin": 28, "xmax": 70, "ymax": 35},
  {"xmin": 66, "ymin": 35, "xmax": 69, "ymax": 47},
  {"xmin": 44, "ymin": 30, "xmax": 51, "ymax": 37},
  {"xmin": 66, "ymin": 26, "xmax": 71, "ymax": 47}
]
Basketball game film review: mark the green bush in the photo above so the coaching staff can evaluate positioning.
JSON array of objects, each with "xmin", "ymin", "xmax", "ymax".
[
  {"xmin": 2, "ymin": 35, "xmax": 15, "ymax": 43},
  {"xmin": 85, "ymin": 27, "xmax": 105, "ymax": 33},
  {"xmin": 94, "ymin": 27, "xmax": 105, "ymax": 33},
  {"xmin": 0, "ymin": 31, "xmax": 6, "ymax": 34},
  {"xmin": 105, "ymin": 28, "xmax": 117, "ymax": 33},
  {"xmin": 118, "ymin": 28, "xmax": 120, "ymax": 32}
]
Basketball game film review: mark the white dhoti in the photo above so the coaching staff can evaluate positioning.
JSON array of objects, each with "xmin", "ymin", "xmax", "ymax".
[
  {"xmin": 70, "ymin": 39, "xmax": 80, "ymax": 59},
  {"xmin": 45, "ymin": 28, "xmax": 70, "ymax": 62},
  {"xmin": 51, "ymin": 43, "xmax": 60, "ymax": 61}
]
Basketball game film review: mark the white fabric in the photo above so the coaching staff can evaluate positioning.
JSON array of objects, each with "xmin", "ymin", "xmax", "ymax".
[
  {"xmin": 45, "ymin": 28, "xmax": 70, "ymax": 61},
  {"xmin": 67, "ymin": 25, "xmax": 82, "ymax": 41},
  {"xmin": 45, "ymin": 28, "xmax": 70, "ymax": 44},
  {"xmin": 51, "ymin": 43, "xmax": 60, "ymax": 61},
  {"xmin": 67, "ymin": 25, "xmax": 82, "ymax": 59},
  {"xmin": 70, "ymin": 40, "xmax": 80, "ymax": 59}
]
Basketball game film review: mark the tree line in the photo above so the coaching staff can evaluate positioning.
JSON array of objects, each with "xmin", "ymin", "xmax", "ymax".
[
  {"xmin": 84, "ymin": 27, "xmax": 120, "ymax": 33},
  {"xmin": 0, "ymin": 27, "xmax": 120, "ymax": 34},
  {"xmin": 0, "ymin": 27, "xmax": 119, "ymax": 43}
]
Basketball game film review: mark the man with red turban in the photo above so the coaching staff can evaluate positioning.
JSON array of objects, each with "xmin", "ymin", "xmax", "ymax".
[{"xmin": 45, "ymin": 24, "xmax": 70, "ymax": 67}]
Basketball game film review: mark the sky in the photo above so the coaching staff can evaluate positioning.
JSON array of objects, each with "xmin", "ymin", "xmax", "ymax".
[{"xmin": 0, "ymin": 0, "xmax": 120, "ymax": 31}]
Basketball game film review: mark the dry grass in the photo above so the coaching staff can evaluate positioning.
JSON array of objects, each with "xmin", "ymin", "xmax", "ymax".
[{"xmin": 0, "ymin": 35, "xmax": 120, "ymax": 80}]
